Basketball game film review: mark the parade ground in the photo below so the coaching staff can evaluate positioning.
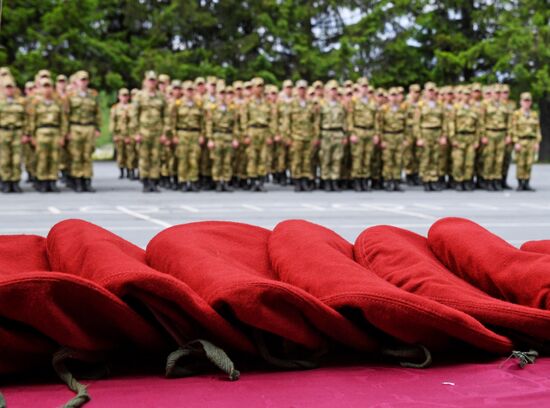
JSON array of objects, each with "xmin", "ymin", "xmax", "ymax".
[{"xmin": 2, "ymin": 161, "xmax": 549, "ymax": 247}]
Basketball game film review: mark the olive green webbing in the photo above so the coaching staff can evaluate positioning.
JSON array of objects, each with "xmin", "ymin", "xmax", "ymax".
[
  {"xmin": 166, "ymin": 339, "xmax": 240, "ymax": 381},
  {"xmin": 381, "ymin": 344, "xmax": 432, "ymax": 368}
]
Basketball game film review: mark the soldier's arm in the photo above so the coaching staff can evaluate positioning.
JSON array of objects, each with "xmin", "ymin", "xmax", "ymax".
[
  {"xmin": 129, "ymin": 98, "xmax": 141, "ymax": 136},
  {"xmin": 205, "ymin": 105, "xmax": 213, "ymax": 140},
  {"xmin": 312, "ymin": 104, "xmax": 320, "ymax": 143},
  {"xmin": 447, "ymin": 108, "xmax": 456, "ymax": 140},
  {"xmin": 511, "ymin": 112, "xmax": 519, "ymax": 144},
  {"xmin": 162, "ymin": 98, "xmax": 170, "ymax": 136},
  {"xmin": 413, "ymin": 106, "xmax": 421, "ymax": 139},
  {"xmin": 535, "ymin": 112, "xmax": 542, "ymax": 143},
  {"xmin": 109, "ymin": 105, "xmax": 116, "ymax": 135},
  {"xmin": 60, "ymin": 103, "xmax": 68, "ymax": 137},
  {"xmin": 94, "ymin": 92, "xmax": 101, "ymax": 132},
  {"xmin": 240, "ymin": 104, "xmax": 248, "ymax": 135}
]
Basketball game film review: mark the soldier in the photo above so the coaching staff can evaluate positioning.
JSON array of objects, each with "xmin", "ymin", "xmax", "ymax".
[
  {"xmin": 232, "ymin": 80, "xmax": 248, "ymax": 189},
  {"xmin": 241, "ymin": 77, "xmax": 273, "ymax": 192},
  {"xmin": 22, "ymin": 81, "xmax": 37, "ymax": 184},
  {"xmin": 403, "ymin": 84, "xmax": 421, "ymax": 185},
  {"xmin": 126, "ymin": 88, "xmax": 140, "ymax": 180},
  {"xmin": 273, "ymin": 79, "xmax": 293, "ymax": 185},
  {"xmin": 170, "ymin": 80, "xmax": 203, "ymax": 192},
  {"xmin": 0, "ymin": 77, "xmax": 26, "ymax": 193},
  {"xmin": 500, "ymin": 84, "xmax": 516, "ymax": 189},
  {"xmin": 449, "ymin": 88, "xmax": 481, "ymax": 191},
  {"xmin": 195, "ymin": 77, "xmax": 207, "ymax": 99},
  {"xmin": 109, "ymin": 88, "xmax": 131, "ymax": 179},
  {"xmin": 130, "ymin": 71, "xmax": 169, "ymax": 193},
  {"xmin": 414, "ymin": 82, "xmax": 447, "ymax": 191},
  {"xmin": 158, "ymin": 74, "xmax": 171, "ymax": 96},
  {"xmin": 55, "ymin": 74, "xmax": 71, "ymax": 185},
  {"xmin": 480, "ymin": 84, "xmax": 511, "ymax": 191},
  {"xmin": 284, "ymin": 80, "xmax": 318, "ymax": 192},
  {"xmin": 439, "ymin": 86, "xmax": 455, "ymax": 188},
  {"xmin": 371, "ymin": 88, "xmax": 387, "ymax": 189},
  {"xmin": 511, "ymin": 92, "xmax": 541, "ymax": 191},
  {"xmin": 198, "ymin": 77, "xmax": 217, "ymax": 189},
  {"xmin": 471, "ymin": 83, "xmax": 486, "ymax": 188},
  {"xmin": 318, "ymin": 80, "xmax": 347, "ymax": 192},
  {"xmin": 65, "ymin": 70, "xmax": 101, "ymax": 192},
  {"xmin": 378, "ymin": 87, "xmax": 407, "ymax": 191},
  {"xmin": 28, "ymin": 77, "xmax": 67, "ymax": 193},
  {"xmin": 347, "ymin": 77, "xmax": 378, "ymax": 191},
  {"xmin": 205, "ymin": 84, "xmax": 240, "ymax": 192}
]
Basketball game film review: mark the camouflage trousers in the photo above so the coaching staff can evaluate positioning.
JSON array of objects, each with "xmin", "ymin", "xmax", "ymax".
[
  {"xmin": 370, "ymin": 143, "xmax": 383, "ymax": 181},
  {"xmin": 516, "ymin": 138, "xmax": 537, "ymax": 180},
  {"xmin": 271, "ymin": 140, "xmax": 288, "ymax": 174},
  {"xmin": 68, "ymin": 124, "xmax": 95, "ymax": 178},
  {"xmin": 233, "ymin": 141, "xmax": 247, "ymax": 179},
  {"xmin": 246, "ymin": 127, "xmax": 270, "ymax": 178},
  {"xmin": 59, "ymin": 144, "xmax": 70, "ymax": 173},
  {"xmin": 350, "ymin": 128, "xmax": 376, "ymax": 178},
  {"xmin": 320, "ymin": 130, "xmax": 344, "ymax": 180},
  {"xmin": 199, "ymin": 143, "xmax": 211, "ymax": 177},
  {"xmin": 451, "ymin": 133, "xmax": 477, "ymax": 182},
  {"xmin": 125, "ymin": 137, "xmax": 138, "ymax": 170},
  {"xmin": 35, "ymin": 128, "xmax": 61, "ymax": 181},
  {"xmin": 419, "ymin": 128, "xmax": 442, "ymax": 182},
  {"xmin": 23, "ymin": 142, "xmax": 36, "ymax": 177},
  {"xmin": 439, "ymin": 140, "xmax": 452, "ymax": 178},
  {"xmin": 138, "ymin": 130, "xmax": 162, "ymax": 180},
  {"xmin": 0, "ymin": 129, "xmax": 22, "ymax": 182},
  {"xmin": 482, "ymin": 130, "xmax": 506, "ymax": 181},
  {"xmin": 160, "ymin": 142, "xmax": 175, "ymax": 177},
  {"xmin": 403, "ymin": 127, "xmax": 418, "ymax": 175},
  {"xmin": 175, "ymin": 130, "xmax": 200, "ymax": 182},
  {"xmin": 502, "ymin": 141, "xmax": 514, "ymax": 179},
  {"xmin": 341, "ymin": 141, "xmax": 352, "ymax": 181},
  {"xmin": 382, "ymin": 132, "xmax": 405, "ymax": 180},
  {"xmin": 209, "ymin": 133, "xmax": 235, "ymax": 181},
  {"xmin": 114, "ymin": 135, "xmax": 127, "ymax": 168},
  {"xmin": 290, "ymin": 138, "xmax": 314, "ymax": 179}
]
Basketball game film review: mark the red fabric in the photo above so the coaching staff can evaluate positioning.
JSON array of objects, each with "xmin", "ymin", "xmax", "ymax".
[
  {"xmin": 46, "ymin": 219, "xmax": 254, "ymax": 354},
  {"xmin": 356, "ymin": 225, "xmax": 550, "ymax": 348},
  {"xmin": 428, "ymin": 217, "xmax": 550, "ymax": 310},
  {"xmin": 521, "ymin": 240, "xmax": 550, "ymax": 255},
  {"xmin": 4, "ymin": 359, "xmax": 550, "ymax": 407},
  {"xmin": 269, "ymin": 221, "xmax": 510, "ymax": 354},
  {"xmin": 146, "ymin": 221, "xmax": 370, "ymax": 353}
]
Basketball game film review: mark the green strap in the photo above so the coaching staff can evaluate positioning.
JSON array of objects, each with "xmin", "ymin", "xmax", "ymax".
[
  {"xmin": 381, "ymin": 344, "xmax": 432, "ymax": 368},
  {"xmin": 166, "ymin": 339, "xmax": 240, "ymax": 381},
  {"xmin": 501, "ymin": 350, "xmax": 538, "ymax": 369},
  {"xmin": 0, "ymin": 392, "xmax": 6, "ymax": 408},
  {"xmin": 253, "ymin": 330, "xmax": 323, "ymax": 370}
]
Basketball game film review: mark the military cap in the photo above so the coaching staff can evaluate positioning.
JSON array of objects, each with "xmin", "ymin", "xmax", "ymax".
[
  {"xmin": 25, "ymin": 81, "xmax": 35, "ymax": 89},
  {"xmin": 343, "ymin": 80, "xmax": 353, "ymax": 88},
  {"xmin": 492, "ymin": 84, "xmax": 502, "ymax": 93},
  {"xmin": 296, "ymin": 79, "xmax": 308, "ymax": 89},
  {"xmin": 409, "ymin": 84, "xmax": 421, "ymax": 92},
  {"xmin": 131, "ymin": 88, "xmax": 139, "ymax": 96},
  {"xmin": 471, "ymin": 83, "xmax": 482, "ymax": 92},
  {"xmin": 183, "ymin": 80, "xmax": 195, "ymax": 90},
  {"xmin": 216, "ymin": 79, "xmax": 225, "ymax": 88},
  {"xmin": 244, "ymin": 81, "xmax": 252, "ymax": 88},
  {"xmin": 337, "ymin": 87, "xmax": 345, "ymax": 95},
  {"xmin": 424, "ymin": 82, "xmax": 437, "ymax": 91},
  {"xmin": 225, "ymin": 86, "xmax": 234, "ymax": 93},
  {"xmin": 233, "ymin": 81, "xmax": 243, "ymax": 90},
  {"xmin": 194, "ymin": 77, "xmax": 206, "ymax": 85},
  {"xmin": 158, "ymin": 74, "xmax": 170, "ymax": 84},
  {"xmin": 171, "ymin": 79, "xmax": 182, "ymax": 88},
  {"xmin": 37, "ymin": 69, "xmax": 51, "ymax": 78},
  {"xmin": 501, "ymin": 84, "xmax": 510, "ymax": 92},
  {"xmin": 267, "ymin": 85, "xmax": 279, "ymax": 94},
  {"xmin": 0, "ymin": 67, "xmax": 11, "ymax": 77},
  {"xmin": 397, "ymin": 86, "xmax": 405, "ymax": 94},
  {"xmin": 118, "ymin": 88, "xmax": 130, "ymax": 96},
  {"xmin": 520, "ymin": 92, "xmax": 532, "ymax": 100},
  {"xmin": 367, "ymin": 85, "xmax": 375, "ymax": 93},
  {"xmin": 144, "ymin": 70, "xmax": 157, "ymax": 80},
  {"xmin": 76, "ymin": 70, "xmax": 89, "ymax": 80},
  {"xmin": 376, "ymin": 88, "xmax": 386, "ymax": 96},
  {"xmin": 345, "ymin": 87, "xmax": 353, "ymax": 95},
  {"xmin": 207, "ymin": 76, "xmax": 218, "ymax": 85},
  {"xmin": 325, "ymin": 80, "xmax": 339, "ymax": 90},
  {"xmin": 218, "ymin": 84, "xmax": 226, "ymax": 93},
  {"xmin": 251, "ymin": 77, "xmax": 265, "ymax": 87},
  {"xmin": 307, "ymin": 87, "xmax": 315, "ymax": 96},
  {"xmin": 56, "ymin": 74, "xmax": 67, "ymax": 82},
  {"xmin": 282, "ymin": 79, "xmax": 293, "ymax": 88},
  {"xmin": 2, "ymin": 77, "xmax": 15, "ymax": 87},
  {"xmin": 462, "ymin": 87, "xmax": 471, "ymax": 95},
  {"xmin": 313, "ymin": 80, "xmax": 324, "ymax": 89},
  {"xmin": 388, "ymin": 87, "xmax": 398, "ymax": 96},
  {"xmin": 357, "ymin": 77, "xmax": 369, "ymax": 86},
  {"xmin": 446, "ymin": 86, "xmax": 455, "ymax": 94},
  {"xmin": 40, "ymin": 77, "xmax": 53, "ymax": 87}
]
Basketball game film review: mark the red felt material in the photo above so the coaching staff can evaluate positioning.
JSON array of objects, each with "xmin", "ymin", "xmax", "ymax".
[
  {"xmin": 46, "ymin": 219, "xmax": 254, "ymax": 354},
  {"xmin": 521, "ymin": 240, "xmax": 550, "ymax": 255},
  {"xmin": 428, "ymin": 217, "xmax": 550, "ymax": 310},
  {"xmin": 269, "ymin": 220, "xmax": 511, "ymax": 354},
  {"xmin": 356, "ymin": 225, "xmax": 550, "ymax": 348},
  {"xmin": 146, "ymin": 221, "xmax": 371, "ymax": 353}
]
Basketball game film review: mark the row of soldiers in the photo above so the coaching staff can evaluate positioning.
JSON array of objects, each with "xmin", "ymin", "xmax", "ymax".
[
  {"xmin": 0, "ymin": 67, "xmax": 542, "ymax": 194},
  {"xmin": 111, "ymin": 72, "xmax": 541, "ymax": 193}
]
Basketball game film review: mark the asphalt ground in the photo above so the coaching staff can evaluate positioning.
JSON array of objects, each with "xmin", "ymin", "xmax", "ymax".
[{"xmin": 1, "ymin": 161, "xmax": 549, "ymax": 247}]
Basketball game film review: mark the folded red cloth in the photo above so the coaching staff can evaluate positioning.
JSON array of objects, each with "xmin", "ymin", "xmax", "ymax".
[
  {"xmin": 428, "ymin": 217, "xmax": 550, "ymax": 310},
  {"xmin": 146, "ymin": 221, "xmax": 373, "ymax": 361},
  {"xmin": 357, "ymin": 225, "xmax": 550, "ymax": 349},
  {"xmin": 46, "ymin": 219, "xmax": 254, "ymax": 355},
  {"xmin": 269, "ymin": 220, "xmax": 511, "ymax": 355},
  {"xmin": 521, "ymin": 240, "xmax": 550, "ymax": 255}
]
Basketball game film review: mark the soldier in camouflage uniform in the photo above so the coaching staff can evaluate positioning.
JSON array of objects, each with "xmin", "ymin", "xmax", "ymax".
[
  {"xmin": 55, "ymin": 74, "xmax": 71, "ymax": 184},
  {"xmin": 0, "ymin": 77, "xmax": 26, "ymax": 193},
  {"xmin": 449, "ymin": 88, "xmax": 481, "ymax": 191},
  {"xmin": 65, "ymin": 70, "xmax": 101, "ymax": 192},
  {"xmin": 403, "ymin": 84, "xmax": 422, "ymax": 185},
  {"xmin": 284, "ymin": 80, "xmax": 318, "ymax": 192},
  {"xmin": 378, "ymin": 87, "xmax": 407, "ymax": 191},
  {"xmin": 439, "ymin": 86, "xmax": 455, "ymax": 188},
  {"xmin": 231, "ymin": 81, "xmax": 248, "ymax": 189},
  {"xmin": 511, "ymin": 92, "xmax": 541, "ymax": 191},
  {"xmin": 198, "ymin": 77, "xmax": 217, "ymax": 189},
  {"xmin": 241, "ymin": 77, "xmax": 273, "ymax": 192},
  {"xmin": 28, "ymin": 77, "xmax": 67, "ymax": 193},
  {"xmin": 110, "ymin": 88, "xmax": 131, "ymax": 179},
  {"xmin": 470, "ymin": 83, "xmax": 486, "ymax": 188},
  {"xmin": 500, "ymin": 84, "xmax": 516, "ymax": 189},
  {"xmin": 319, "ymin": 80, "xmax": 347, "ymax": 192},
  {"xmin": 22, "ymin": 81, "xmax": 37, "ymax": 184},
  {"xmin": 130, "ymin": 71, "xmax": 169, "ymax": 193},
  {"xmin": 414, "ymin": 82, "xmax": 447, "ymax": 191},
  {"xmin": 125, "ymin": 88, "xmax": 140, "ymax": 180},
  {"xmin": 347, "ymin": 77, "xmax": 378, "ymax": 191},
  {"xmin": 170, "ymin": 80, "xmax": 203, "ymax": 192},
  {"xmin": 273, "ymin": 79, "xmax": 293, "ymax": 185},
  {"xmin": 205, "ymin": 84, "xmax": 240, "ymax": 192},
  {"xmin": 370, "ymin": 88, "xmax": 387, "ymax": 189}
]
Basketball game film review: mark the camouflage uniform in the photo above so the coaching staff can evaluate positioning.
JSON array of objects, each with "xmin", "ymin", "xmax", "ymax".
[
  {"xmin": 126, "ymin": 89, "xmax": 140, "ymax": 179},
  {"xmin": 273, "ymin": 82, "xmax": 293, "ymax": 184},
  {"xmin": 501, "ymin": 94, "xmax": 516, "ymax": 187},
  {"xmin": 378, "ymin": 93, "xmax": 406, "ymax": 191},
  {"xmin": 439, "ymin": 87, "xmax": 455, "ymax": 185},
  {"xmin": 0, "ymin": 86, "xmax": 26, "ymax": 192},
  {"xmin": 109, "ymin": 89, "xmax": 131, "ymax": 177},
  {"xmin": 403, "ymin": 84, "xmax": 421, "ymax": 184}
]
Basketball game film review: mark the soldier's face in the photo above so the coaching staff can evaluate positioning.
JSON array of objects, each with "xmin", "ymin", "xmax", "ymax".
[
  {"xmin": 79, "ymin": 78, "xmax": 89, "ymax": 89},
  {"xmin": 329, "ymin": 88, "xmax": 338, "ymax": 99},
  {"xmin": 521, "ymin": 99, "xmax": 531, "ymax": 109},
  {"xmin": 253, "ymin": 85, "xmax": 263, "ymax": 97},
  {"xmin": 501, "ymin": 90, "xmax": 509, "ymax": 100},
  {"xmin": 4, "ymin": 85, "xmax": 15, "ymax": 97},
  {"xmin": 172, "ymin": 88, "xmax": 182, "ymax": 99},
  {"xmin": 397, "ymin": 92, "xmax": 404, "ymax": 102},
  {"xmin": 284, "ymin": 86, "xmax": 292, "ymax": 97},
  {"xmin": 427, "ymin": 89, "xmax": 436, "ymax": 100},
  {"xmin": 297, "ymin": 88, "xmax": 306, "ymax": 98},
  {"xmin": 25, "ymin": 87, "xmax": 34, "ymax": 96},
  {"xmin": 42, "ymin": 84, "xmax": 53, "ymax": 97},
  {"xmin": 146, "ymin": 79, "xmax": 157, "ymax": 91},
  {"xmin": 120, "ymin": 94, "xmax": 129, "ymax": 103},
  {"xmin": 57, "ymin": 80, "xmax": 66, "ymax": 90},
  {"xmin": 197, "ymin": 84, "xmax": 206, "ymax": 94},
  {"xmin": 186, "ymin": 88, "xmax": 194, "ymax": 98}
]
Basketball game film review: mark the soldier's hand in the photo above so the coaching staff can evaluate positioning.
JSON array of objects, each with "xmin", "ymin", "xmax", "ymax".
[
  {"xmin": 373, "ymin": 135, "xmax": 380, "ymax": 144},
  {"xmin": 505, "ymin": 136, "xmax": 512, "ymax": 144},
  {"xmin": 59, "ymin": 139, "xmax": 65, "ymax": 147},
  {"xmin": 199, "ymin": 136, "xmax": 205, "ymax": 145},
  {"xmin": 474, "ymin": 142, "xmax": 479, "ymax": 149},
  {"xmin": 172, "ymin": 137, "xmax": 179, "ymax": 145},
  {"xmin": 452, "ymin": 142, "xmax": 459, "ymax": 148},
  {"xmin": 124, "ymin": 138, "xmax": 131, "ymax": 144},
  {"xmin": 135, "ymin": 135, "xmax": 143, "ymax": 144},
  {"xmin": 21, "ymin": 135, "xmax": 30, "ymax": 144},
  {"xmin": 274, "ymin": 135, "xmax": 282, "ymax": 143},
  {"xmin": 514, "ymin": 143, "xmax": 521, "ymax": 152},
  {"xmin": 207, "ymin": 140, "xmax": 215, "ymax": 149},
  {"xmin": 243, "ymin": 137, "xmax": 251, "ymax": 145},
  {"xmin": 266, "ymin": 138, "xmax": 273, "ymax": 145},
  {"xmin": 481, "ymin": 137, "xmax": 488, "ymax": 145},
  {"xmin": 232, "ymin": 139, "xmax": 239, "ymax": 149},
  {"xmin": 416, "ymin": 139, "xmax": 424, "ymax": 147},
  {"xmin": 342, "ymin": 138, "xmax": 349, "ymax": 145},
  {"xmin": 66, "ymin": 133, "xmax": 72, "ymax": 141},
  {"xmin": 349, "ymin": 134, "xmax": 358, "ymax": 144},
  {"xmin": 439, "ymin": 137, "xmax": 447, "ymax": 145},
  {"xmin": 313, "ymin": 140, "xmax": 320, "ymax": 147},
  {"xmin": 534, "ymin": 143, "xmax": 540, "ymax": 152},
  {"xmin": 94, "ymin": 130, "xmax": 101, "ymax": 138},
  {"xmin": 159, "ymin": 135, "xmax": 167, "ymax": 144}
]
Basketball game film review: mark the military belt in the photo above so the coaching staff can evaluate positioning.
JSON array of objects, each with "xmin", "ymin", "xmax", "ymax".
[
  {"xmin": 420, "ymin": 127, "xmax": 441, "ymax": 130},
  {"xmin": 70, "ymin": 122, "xmax": 95, "ymax": 126},
  {"xmin": 518, "ymin": 135, "xmax": 536, "ymax": 140},
  {"xmin": 0, "ymin": 125, "xmax": 22, "ymax": 130},
  {"xmin": 321, "ymin": 127, "xmax": 344, "ymax": 131},
  {"xmin": 37, "ymin": 125, "xmax": 59, "ymax": 129},
  {"xmin": 354, "ymin": 125, "xmax": 374, "ymax": 130},
  {"xmin": 486, "ymin": 128, "xmax": 506, "ymax": 131},
  {"xmin": 383, "ymin": 130, "xmax": 404, "ymax": 134},
  {"xmin": 214, "ymin": 129, "xmax": 233, "ymax": 134},
  {"xmin": 457, "ymin": 131, "xmax": 475, "ymax": 135},
  {"xmin": 249, "ymin": 125, "xmax": 268, "ymax": 129},
  {"xmin": 176, "ymin": 127, "xmax": 200, "ymax": 131}
]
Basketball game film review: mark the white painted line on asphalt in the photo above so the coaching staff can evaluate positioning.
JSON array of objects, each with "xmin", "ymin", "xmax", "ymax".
[
  {"xmin": 519, "ymin": 203, "xmax": 550, "ymax": 210},
  {"xmin": 47, "ymin": 206, "xmax": 61, "ymax": 214},
  {"xmin": 301, "ymin": 204, "xmax": 326, "ymax": 211},
  {"xmin": 413, "ymin": 203, "xmax": 444, "ymax": 211},
  {"xmin": 466, "ymin": 203, "xmax": 500, "ymax": 210},
  {"xmin": 360, "ymin": 204, "xmax": 437, "ymax": 220},
  {"xmin": 180, "ymin": 205, "xmax": 200, "ymax": 213},
  {"xmin": 116, "ymin": 206, "xmax": 173, "ymax": 228},
  {"xmin": 242, "ymin": 204, "xmax": 264, "ymax": 212}
]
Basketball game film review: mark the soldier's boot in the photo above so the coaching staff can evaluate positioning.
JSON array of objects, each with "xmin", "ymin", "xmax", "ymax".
[
  {"xmin": 158, "ymin": 176, "xmax": 166, "ymax": 188},
  {"xmin": 465, "ymin": 180, "xmax": 475, "ymax": 191},
  {"xmin": 383, "ymin": 180, "xmax": 393, "ymax": 192},
  {"xmin": 413, "ymin": 174, "xmax": 421, "ymax": 186},
  {"xmin": 25, "ymin": 173, "xmax": 32, "ymax": 184},
  {"xmin": 393, "ymin": 180, "xmax": 404, "ymax": 192},
  {"xmin": 371, "ymin": 179, "xmax": 382, "ymax": 190},
  {"xmin": 361, "ymin": 178, "xmax": 371, "ymax": 192},
  {"xmin": 476, "ymin": 177, "xmax": 485, "ymax": 189},
  {"xmin": 493, "ymin": 180, "xmax": 503, "ymax": 191},
  {"xmin": 280, "ymin": 172, "xmax": 288, "ymax": 186},
  {"xmin": 36, "ymin": 180, "xmax": 47, "ymax": 193},
  {"xmin": 433, "ymin": 181, "xmax": 444, "ymax": 192},
  {"xmin": 323, "ymin": 179, "xmax": 331, "ymax": 192},
  {"xmin": 455, "ymin": 181, "xmax": 464, "ymax": 191},
  {"xmin": 142, "ymin": 179, "xmax": 150, "ymax": 193},
  {"xmin": 0, "ymin": 182, "xmax": 9, "ymax": 194},
  {"xmin": 300, "ymin": 178, "xmax": 310, "ymax": 192},
  {"xmin": 502, "ymin": 177, "xmax": 512, "ymax": 190},
  {"xmin": 406, "ymin": 174, "xmax": 414, "ymax": 186},
  {"xmin": 128, "ymin": 169, "xmax": 135, "ymax": 180},
  {"xmin": 12, "ymin": 182, "xmax": 22, "ymax": 193},
  {"xmin": 524, "ymin": 179, "xmax": 536, "ymax": 192},
  {"xmin": 332, "ymin": 180, "xmax": 341, "ymax": 192},
  {"xmin": 256, "ymin": 178, "xmax": 267, "ymax": 192},
  {"xmin": 190, "ymin": 181, "xmax": 200, "ymax": 193},
  {"xmin": 74, "ymin": 178, "xmax": 84, "ymax": 193},
  {"xmin": 215, "ymin": 181, "xmax": 223, "ymax": 192},
  {"xmin": 223, "ymin": 181, "xmax": 234, "ymax": 192},
  {"xmin": 149, "ymin": 179, "xmax": 160, "ymax": 193},
  {"xmin": 293, "ymin": 179, "xmax": 302, "ymax": 192},
  {"xmin": 352, "ymin": 178, "xmax": 362, "ymax": 192},
  {"xmin": 49, "ymin": 181, "xmax": 61, "ymax": 193},
  {"xmin": 83, "ymin": 178, "xmax": 96, "ymax": 193},
  {"xmin": 486, "ymin": 180, "xmax": 496, "ymax": 191},
  {"xmin": 119, "ymin": 168, "xmax": 125, "ymax": 179},
  {"xmin": 60, "ymin": 170, "xmax": 68, "ymax": 184}
]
